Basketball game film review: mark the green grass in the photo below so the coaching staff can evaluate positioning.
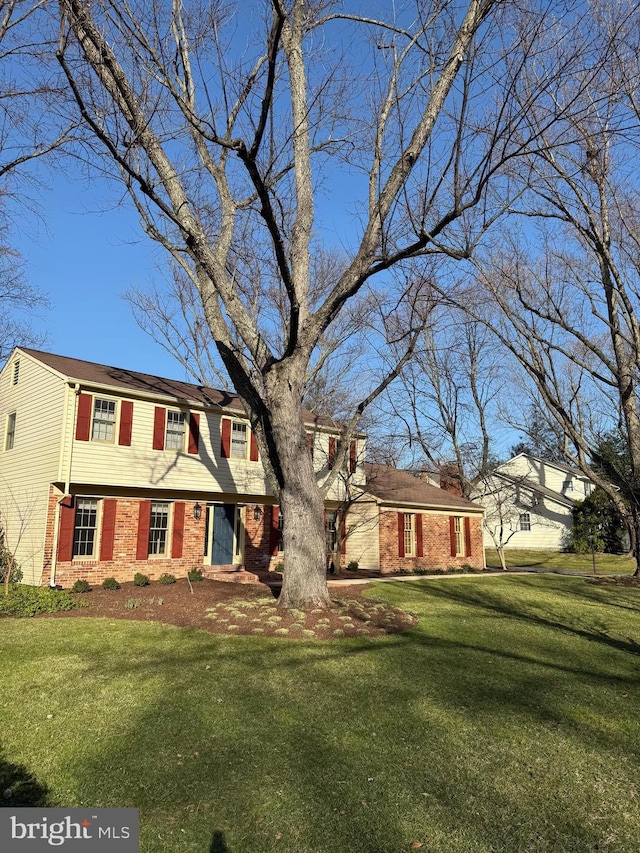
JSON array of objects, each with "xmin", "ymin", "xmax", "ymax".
[
  {"xmin": 1, "ymin": 575, "xmax": 640, "ymax": 852},
  {"xmin": 485, "ymin": 547, "xmax": 637, "ymax": 575}
]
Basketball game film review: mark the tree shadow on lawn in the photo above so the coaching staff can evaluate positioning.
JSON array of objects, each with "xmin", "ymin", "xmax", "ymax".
[
  {"xmin": 390, "ymin": 576, "xmax": 640, "ymax": 660},
  {"xmin": 42, "ymin": 618, "xmax": 639, "ymax": 853},
  {"xmin": 0, "ymin": 744, "xmax": 50, "ymax": 806}
]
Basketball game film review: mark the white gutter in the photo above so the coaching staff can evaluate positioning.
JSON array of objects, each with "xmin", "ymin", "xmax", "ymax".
[{"xmin": 49, "ymin": 382, "xmax": 80, "ymax": 587}]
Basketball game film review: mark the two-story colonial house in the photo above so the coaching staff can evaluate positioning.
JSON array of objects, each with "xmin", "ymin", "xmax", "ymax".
[
  {"xmin": 0, "ymin": 348, "xmax": 485, "ymax": 587},
  {"xmin": 472, "ymin": 453, "xmax": 594, "ymax": 551}
]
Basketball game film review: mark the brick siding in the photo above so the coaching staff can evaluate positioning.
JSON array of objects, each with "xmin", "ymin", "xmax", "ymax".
[{"xmin": 378, "ymin": 509, "xmax": 485, "ymax": 575}]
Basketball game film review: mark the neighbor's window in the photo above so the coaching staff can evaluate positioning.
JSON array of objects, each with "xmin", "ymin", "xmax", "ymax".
[
  {"xmin": 73, "ymin": 498, "xmax": 98, "ymax": 557},
  {"xmin": 91, "ymin": 398, "xmax": 116, "ymax": 442},
  {"xmin": 148, "ymin": 502, "xmax": 169, "ymax": 555},
  {"xmin": 404, "ymin": 513, "xmax": 416, "ymax": 557},
  {"xmin": 562, "ymin": 479, "xmax": 574, "ymax": 493},
  {"xmin": 454, "ymin": 516, "xmax": 464, "ymax": 555},
  {"xmin": 165, "ymin": 411, "xmax": 186, "ymax": 450},
  {"xmin": 231, "ymin": 421, "xmax": 248, "ymax": 458},
  {"xmin": 5, "ymin": 412, "xmax": 16, "ymax": 451},
  {"xmin": 519, "ymin": 512, "xmax": 531, "ymax": 532}
]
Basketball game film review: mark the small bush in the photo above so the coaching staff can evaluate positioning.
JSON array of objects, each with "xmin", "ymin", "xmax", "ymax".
[
  {"xmin": 346, "ymin": 560, "xmax": 359, "ymax": 572},
  {"xmin": 187, "ymin": 568, "xmax": 203, "ymax": 582},
  {"xmin": 125, "ymin": 598, "xmax": 142, "ymax": 609},
  {"xmin": 71, "ymin": 579, "xmax": 92, "ymax": 594},
  {"xmin": 133, "ymin": 572, "xmax": 150, "ymax": 587},
  {"xmin": 157, "ymin": 573, "xmax": 176, "ymax": 585},
  {"xmin": 273, "ymin": 562, "xmax": 284, "ymax": 573},
  {"xmin": 0, "ymin": 549, "xmax": 23, "ymax": 586},
  {"xmin": 102, "ymin": 577, "xmax": 121, "ymax": 590},
  {"xmin": 0, "ymin": 586, "xmax": 79, "ymax": 618}
]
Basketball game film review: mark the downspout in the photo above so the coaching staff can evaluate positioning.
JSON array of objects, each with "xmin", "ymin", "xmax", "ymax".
[{"xmin": 49, "ymin": 383, "xmax": 80, "ymax": 587}]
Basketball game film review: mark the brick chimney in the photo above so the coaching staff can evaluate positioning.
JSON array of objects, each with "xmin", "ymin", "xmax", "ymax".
[{"xmin": 439, "ymin": 463, "xmax": 463, "ymax": 497}]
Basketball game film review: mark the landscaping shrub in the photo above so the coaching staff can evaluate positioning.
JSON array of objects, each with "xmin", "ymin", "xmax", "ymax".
[
  {"xmin": 157, "ymin": 573, "xmax": 176, "ymax": 585},
  {"xmin": 0, "ymin": 586, "xmax": 79, "ymax": 617},
  {"xmin": 0, "ymin": 548, "xmax": 23, "ymax": 586},
  {"xmin": 187, "ymin": 568, "xmax": 203, "ymax": 582},
  {"xmin": 102, "ymin": 577, "xmax": 121, "ymax": 590},
  {"xmin": 346, "ymin": 560, "xmax": 359, "ymax": 572},
  {"xmin": 273, "ymin": 563, "xmax": 284, "ymax": 573},
  {"xmin": 71, "ymin": 579, "xmax": 92, "ymax": 593},
  {"xmin": 133, "ymin": 572, "xmax": 150, "ymax": 587}
]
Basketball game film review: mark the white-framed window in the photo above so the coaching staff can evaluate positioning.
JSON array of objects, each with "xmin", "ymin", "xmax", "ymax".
[
  {"xmin": 454, "ymin": 516, "xmax": 464, "ymax": 556},
  {"xmin": 5, "ymin": 412, "xmax": 16, "ymax": 451},
  {"xmin": 277, "ymin": 508, "xmax": 284, "ymax": 554},
  {"xmin": 91, "ymin": 398, "xmax": 117, "ymax": 442},
  {"xmin": 326, "ymin": 510, "xmax": 337, "ymax": 553},
  {"xmin": 562, "ymin": 479, "xmax": 574, "ymax": 493},
  {"xmin": 73, "ymin": 498, "xmax": 98, "ymax": 557},
  {"xmin": 404, "ymin": 513, "xmax": 416, "ymax": 557},
  {"xmin": 165, "ymin": 411, "xmax": 186, "ymax": 450},
  {"xmin": 519, "ymin": 512, "xmax": 531, "ymax": 531},
  {"xmin": 148, "ymin": 502, "xmax": 170, "ymax": 555},
  {"xmin": 231, "ymin": 421, "xmax": 248, "ymax": 458}
]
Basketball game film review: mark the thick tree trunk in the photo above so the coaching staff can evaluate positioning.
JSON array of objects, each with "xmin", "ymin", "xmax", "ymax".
[{"xmin": 266, "ymin": 378, "xmax": 332, "ymax": 610}]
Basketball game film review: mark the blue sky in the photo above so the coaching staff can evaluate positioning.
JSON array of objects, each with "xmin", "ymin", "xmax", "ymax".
[{"xmin": 12, "ymin": 169, "xmax": 186, "ymax": 381}]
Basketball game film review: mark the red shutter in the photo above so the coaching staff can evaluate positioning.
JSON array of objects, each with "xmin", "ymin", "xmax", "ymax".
[
  {"xmin": 221, "ymin": 418, "xmax": 231, "ymax": 458},
  {"xmin": 57, "ymin": 499, "xmax": 75, "ymax": 562},
  {"xmin": 270, "ymin": 506, "xmax": 280, "ymax": 556},
  {"xmin": 118, "ymin": 401, "xmax": 133, "ymax": 446},
  {"xmin": 416, "ymin": 513, "xmax": 424, "ymax": 558},
  {"xmin": 397, "ymin": 512, "xmax": 405, "ymax": 558},
  {"xmin": 152, "ymin": 407, "xmax": 166, "ymax": 450},
  {"xmin": 340, "ymin": 518, "xmax": 347, "ymax": 556},
  {"xmin": 349, "ymin": 440, "xmax": 357, "ymax": 474},
  {"xmin": 306, "ymin": 433, "xmax": 314, "ymax": 459},
  {"xmin": 250, "ymin": 430, "xmax": 259, "ymax": 462},
  {"xmin": 100, "ymin": 499, "xmax": 117, "ymax": 561},
  {"xmin": 172, "ymin": 502, "xmax": 185, "ymax": 558},
  {"xmin": 136, "ymin": 501, "xmax": 151, "ymax": 560},
  {"xmin": 188, "ymin": 412, "xmax": 200, "ymax": 455},
  {"xmin": 75, "ymin": 393, "xmax": 92, "ymax": 441},
  {"xmin": 328, "ymin": 437, "xmax": 337, "ymax": 469},
  {"xmin": 464, "ymin": 516, "xmax": 472, "ymax": 558},
  {"xmin": 449, "ymin": 516, "xmax": 457, "ymax": 557}
]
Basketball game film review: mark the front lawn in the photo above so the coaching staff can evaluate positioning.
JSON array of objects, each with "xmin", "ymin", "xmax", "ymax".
[
  {"xmin": 1, "ymin": 575, "xmax": 639, "ymax": 852},
  {"xmin": 485, "ymin": 547, "xmax": 637, "ymax": 575}
]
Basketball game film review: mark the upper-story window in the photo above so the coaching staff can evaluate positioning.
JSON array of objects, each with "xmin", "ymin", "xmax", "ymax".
[
  {"xmin": 5, "ymin": 412, "xmax": 16, "ymax": 451},
  {"xmin": 231, "ymin": 421, "xmax": 248, "ymax": 458},
  {"xmin": 166, "ymin": 411, "xmax": 186, "ymax": 450},
  {"xmin": 562, "ymin": 479, "xmax": 574, "ymax": 493},
  {"xmin": 92, "ymin": 398, "xmax": 117, "ymax": 441}
]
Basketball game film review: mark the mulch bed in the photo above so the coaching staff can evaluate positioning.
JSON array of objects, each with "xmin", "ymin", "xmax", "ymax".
[
  {"xmin": 587, "ymin": 575, "xmax": 640, "ymax": 587},
  {"xmin": 44, "ymin": 578, "xmax": 418, "ymax": 640}
]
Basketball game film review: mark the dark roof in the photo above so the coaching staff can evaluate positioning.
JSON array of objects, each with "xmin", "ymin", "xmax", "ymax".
[
  {"xmin": 19, "ymin": 348, "xmax": 337, "ymax": 428},
  {"xmin": 365, "ymin": 463, "xmax": 483, "ymax": 512}
]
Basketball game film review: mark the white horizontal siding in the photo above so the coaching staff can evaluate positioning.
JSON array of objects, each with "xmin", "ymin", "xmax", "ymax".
[
  {"xmin": 345, "ymin": 500, "xmax": 380, "ymax": 570},
  {"xmin": 0, "ymin": 353, "xmax": 67, "ymax": 583}
]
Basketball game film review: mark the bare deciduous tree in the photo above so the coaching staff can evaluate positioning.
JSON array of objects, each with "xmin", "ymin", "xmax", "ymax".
[{"xmin": 54, "ymin": 0, "xmax": 585, "ymax": 607}]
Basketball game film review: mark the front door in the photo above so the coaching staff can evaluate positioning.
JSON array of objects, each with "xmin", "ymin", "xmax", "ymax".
[{"xmin": 211, "ymin": 504, "xmax": 235, "ymax": 565}]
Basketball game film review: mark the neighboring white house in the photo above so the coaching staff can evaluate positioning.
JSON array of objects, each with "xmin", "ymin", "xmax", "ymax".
[{"xmin": 472, "ymin": 453, "xmax": 594, "ymax": 551}]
